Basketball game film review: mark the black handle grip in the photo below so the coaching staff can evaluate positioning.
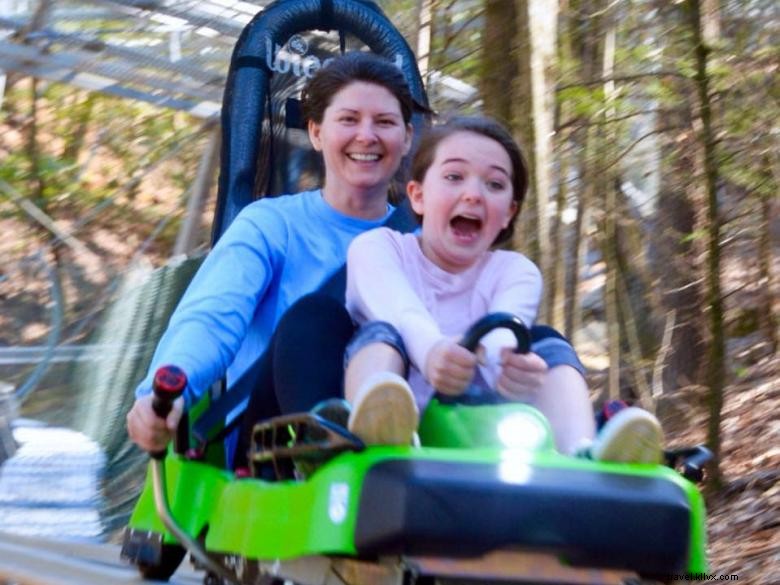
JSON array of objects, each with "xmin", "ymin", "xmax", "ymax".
[
  {"xmin": 150, "ymin": 365, "xmax": 187, "ymax": 459},
  {"xmin": 459, "ymin": 312, "xmax": 531, "ymax": 354},
  {"xmin": 682, "ymin": 445, "xmax": 714, "ymax": 483}
]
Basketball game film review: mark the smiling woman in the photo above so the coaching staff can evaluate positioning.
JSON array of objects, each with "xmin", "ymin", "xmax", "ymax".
[{"xmin": 125, "ymin": 52, "xmax": 421, "ymax": 467}]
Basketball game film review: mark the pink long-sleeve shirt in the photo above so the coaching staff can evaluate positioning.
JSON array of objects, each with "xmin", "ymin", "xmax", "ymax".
[{"xmin": 346, "ymin": 227, "xmax": 543, "ymax": 409}]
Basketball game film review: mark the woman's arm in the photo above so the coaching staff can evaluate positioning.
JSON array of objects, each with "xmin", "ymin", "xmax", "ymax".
[{"xmin": 134, "ymin": 203, "xmax": 286, "ymax": 407}]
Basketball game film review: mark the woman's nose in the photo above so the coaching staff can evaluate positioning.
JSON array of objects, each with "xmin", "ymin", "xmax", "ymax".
[{"xmin": 355, "ymin": 120, "xmax": 378, "ymax": 142}]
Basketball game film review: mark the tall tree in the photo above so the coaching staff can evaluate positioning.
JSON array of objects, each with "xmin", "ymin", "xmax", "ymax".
[
  {"xmin": 685, "ymin": 0, "xmax": 725, "ymax": 486},
  {"xmin": 481, "ymin": 0, "xmax": 517, "ymax": 127},
  {"xmin": 512, "ymin": 0, "xmax": 558, "ymax": 320}
]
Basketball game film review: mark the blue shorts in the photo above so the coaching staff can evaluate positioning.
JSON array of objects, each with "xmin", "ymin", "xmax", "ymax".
[
  {"xmin": 344, "ymin": 321, "xmax": 584, "ymax": 376},
  {"xmin": 344, "ymin": 321, "xmax": 411, "ymax": 377}
]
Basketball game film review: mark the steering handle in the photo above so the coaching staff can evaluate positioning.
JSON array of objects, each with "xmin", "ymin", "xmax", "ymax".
[
  {"xmin": 459, "ymin": 312, "xmax": 531, "ymax": 354},
  {"xmin": 150, "ymin": 365, "xmax": 187, "ymax": 459}
]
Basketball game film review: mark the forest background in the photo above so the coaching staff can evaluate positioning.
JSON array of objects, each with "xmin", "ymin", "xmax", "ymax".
[{"xmin": 0, "ymin": 0, "xmax": 777, "ymax": 582}]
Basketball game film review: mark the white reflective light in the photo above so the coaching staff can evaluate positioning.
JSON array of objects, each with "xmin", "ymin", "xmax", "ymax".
[
  {"xmin": 498, "ymin": 451, "xmax": 533, "ymax": 484},
  {"xmin": 497, "ymin": 412, "xmax": 546, "ymax": 450}
]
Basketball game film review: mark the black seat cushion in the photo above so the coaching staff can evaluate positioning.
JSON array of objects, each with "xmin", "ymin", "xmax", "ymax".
[{"xmin": 355, "ymin": 459, "xmax": 691, "ymax": 574}]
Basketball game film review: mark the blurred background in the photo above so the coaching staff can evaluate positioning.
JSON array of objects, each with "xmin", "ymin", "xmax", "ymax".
[{"xmin": 0, "ymin": 0, "xmax": 777, "ymax": 579}]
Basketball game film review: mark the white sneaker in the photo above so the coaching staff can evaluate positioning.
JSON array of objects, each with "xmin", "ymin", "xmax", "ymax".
[
  {"xmin": 589, "ymin": 407, "xmax": 663, "ymax": 464},
  {"xmin": 348, "ymin": 372, "xmax": 419, "ymax": 446}
]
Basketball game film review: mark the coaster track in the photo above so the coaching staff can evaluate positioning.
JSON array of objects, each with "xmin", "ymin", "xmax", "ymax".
[{"xmin": 0, "ymin": 532, "xmax": 201, "ymax": 585}]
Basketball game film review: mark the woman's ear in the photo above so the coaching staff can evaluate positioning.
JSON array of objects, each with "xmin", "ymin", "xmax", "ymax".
[
  {"xmin": 402, "ymin": 123, "xmax": 414, "ymax": 155},
  {"xmin": 407, "ymin": 180, "xmax": 425, "ymax": 214},
  {"xmin": 502, "ymin": 201, "xmax": 519, "ymax": 228},
  {"xmin": 308, "ymin": 119, "xmax": 323, "ymax": 151}
]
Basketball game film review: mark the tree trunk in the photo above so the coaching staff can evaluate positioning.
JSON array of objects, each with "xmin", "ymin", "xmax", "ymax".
[
  {"xmin": 512, "ymin": 0, "xmax": 558, "ymax": 321},
  {"xmin": 565, "ymin": 149, "xmax": 587, "ymax": 339},
  {"xmin": 481, "ymin": 0, "xmax": 517, "ymax": 127},
  {"xmin": 561, "ymin": 0, "xmax": 602, "ymax": 340},
  {"xmin": 550, "ymin": 1, "xmax": 577, "ymax": 333},
  {"xmin": 549, "ymin": 137, "xmax": 570, "ymax": 332},
  {"xmin": 758, "ymin": 158, "xmax": 778, "ymax": 354},
  {"xmin": 598, "ymin": 19, "xmax": 622, "ymax": 400},
  {"xmin": 686, "ymin": 0, "xmax": 725, "ymax": 488},
  {"xmin": 413, "ymin": 0, "xmax": 434, "ymax": 84}
]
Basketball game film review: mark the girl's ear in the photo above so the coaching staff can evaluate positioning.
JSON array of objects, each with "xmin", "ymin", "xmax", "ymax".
[
  {"xmin": 502, "ymin": 201, "xmax": 519, "ymax": 228},
  {"xmin": 407, "ymin": 180, "xmax": 425, "ymax": 214},
  {"xmin": 308, "ymin": 119, "xmax": 323, "ymax": 151}
]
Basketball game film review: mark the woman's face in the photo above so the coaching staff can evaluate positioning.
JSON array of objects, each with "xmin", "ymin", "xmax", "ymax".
[
  {"xmin": 308, "ymin": 81, "xmax": 412, "ymax": 199},
  {"xmin": 407, "ymin": 131, "xmax": 517, "ymax": 273}
]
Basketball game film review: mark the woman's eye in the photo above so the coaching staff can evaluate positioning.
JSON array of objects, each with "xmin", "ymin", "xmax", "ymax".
[
  {"xmin": 444, "ymin": 173, "xmax": 462, "ymax": 181},
  {"xmin": 488, "ymin": 180, "xmax": 507, "ymax": 190}
]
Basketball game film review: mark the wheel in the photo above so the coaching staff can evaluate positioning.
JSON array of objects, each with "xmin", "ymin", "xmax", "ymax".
[{"xmin": 138, "ymin": 543, "xmax": 187, "ymax": 581}]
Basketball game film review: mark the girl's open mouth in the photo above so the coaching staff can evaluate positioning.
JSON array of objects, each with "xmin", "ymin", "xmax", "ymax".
[{"xmin": 450, "ymin": 215, "xmax": 482, "ymax": 240}]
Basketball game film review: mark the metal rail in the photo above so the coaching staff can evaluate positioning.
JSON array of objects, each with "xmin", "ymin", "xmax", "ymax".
[{"xmin": 0, "ymin": 531, "xmax": 201, "ymax": 585}]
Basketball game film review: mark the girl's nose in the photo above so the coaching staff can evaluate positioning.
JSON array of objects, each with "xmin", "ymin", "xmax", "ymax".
[{"xmin": 462, "ymin": 179, "xmax": 485, "ymax": 203}]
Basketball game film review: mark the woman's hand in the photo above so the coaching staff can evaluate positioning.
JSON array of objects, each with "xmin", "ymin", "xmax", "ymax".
[
  {"xmin": 126, "ymin": 394, "xmax": 184, "ymax": 453},
  {"xmin": 496, "ymin": 348, "xmax": 548, "ymax": 401},
  {"xmin": 425, "ymin": 339, "xmax": 479, "ymax": 395}
]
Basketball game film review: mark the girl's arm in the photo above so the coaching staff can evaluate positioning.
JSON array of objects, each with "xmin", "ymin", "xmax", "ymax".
[
  {"xmin": 478, "ymin": 252, "xmax": 544, "ymax": 387},
  {"xmin": 346, "ymin": 229, "xmax": 445, "ymax": 376}
]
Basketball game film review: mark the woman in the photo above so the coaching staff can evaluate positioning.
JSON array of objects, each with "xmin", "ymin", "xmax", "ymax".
[
  {"xmin": 126, "ymin": 52, "xmax": 591, "ymax": 468},
  {"xmin": 127, "ymin": 51, "xmax": 414, "ymax": 456}
]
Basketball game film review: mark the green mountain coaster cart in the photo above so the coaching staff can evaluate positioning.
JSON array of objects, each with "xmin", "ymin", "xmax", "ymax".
[{"xmin": 120, "ymin": 1, "xmax": 712, "ymax": 584}]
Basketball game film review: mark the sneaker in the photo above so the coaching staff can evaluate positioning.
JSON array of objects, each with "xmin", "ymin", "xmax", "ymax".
[
  {"xmin": 584, "ymin": 407, "xmax": 663, "ymax": 464},
  {"xmin": 348, "ymin": 372, "xmax": 419, "ymax": 446}
]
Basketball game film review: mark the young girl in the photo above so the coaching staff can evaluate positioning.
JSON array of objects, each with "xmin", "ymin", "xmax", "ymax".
[{"xmin": 342, "ymin": 116, "xmax": 663, "ymax": 463}]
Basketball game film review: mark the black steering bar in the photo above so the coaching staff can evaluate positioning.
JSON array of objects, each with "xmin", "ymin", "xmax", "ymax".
[{"xmin": 459, "ymin": 312, "xmax": 531, "ymax": 354}]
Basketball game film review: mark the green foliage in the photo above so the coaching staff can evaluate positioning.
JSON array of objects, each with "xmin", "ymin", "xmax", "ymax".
[
  {"xmin": 0, "ymin": 80, "xmax": 203, "ymax": 222},
  {"xmin": 680, "ymin": 229, "xmax": 707, "ymax": 244},
  {"xmin": 557, "ymin": 86, "xmax": 607, "ymax": 119}
]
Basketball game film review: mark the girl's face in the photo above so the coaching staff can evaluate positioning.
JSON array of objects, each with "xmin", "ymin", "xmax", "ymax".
[
  {"xmin": 308, "ymin": 81, "xmax": 412, "ymax": 200},
  {"xmin": 408, "ymin": 131, "xmax": 518, "ymax": 273}
]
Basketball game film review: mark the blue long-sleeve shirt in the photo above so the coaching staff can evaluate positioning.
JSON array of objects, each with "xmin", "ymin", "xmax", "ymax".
[{"xmin": 135, "ymin": 190, "xmax": 393, "ymax": 407}]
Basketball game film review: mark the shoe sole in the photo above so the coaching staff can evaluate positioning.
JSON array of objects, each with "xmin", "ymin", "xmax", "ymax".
[
  {"xmin": 592, "ymin": 407, "xmax": 663, "ymax": 464},
  {"xmin": 348, "ymin": 372, "xmax": 419, "ymax": 446}
]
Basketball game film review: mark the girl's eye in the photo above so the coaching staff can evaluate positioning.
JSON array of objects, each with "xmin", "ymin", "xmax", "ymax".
[
  {"xmin": 340, "ymin": 116, "xmax": 357, "ymax": 124},
  {"xmin": 444, "ymin": 173, "xmax": 462, "ymax": 182},
  {"xmin": 377, "ymin": 118, "xmax": 396, "ymax": 126},
  {"xmin": 487, "ymin": 180, "xmax": 507, "ymax": 191}
]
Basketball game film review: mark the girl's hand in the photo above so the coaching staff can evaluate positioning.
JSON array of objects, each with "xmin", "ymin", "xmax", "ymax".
[
  {"xmin": 425, "ymin": 338, "xmax": 479, "ymax": 395},
  {"xmin": 126, "ymin": 394, "xmax": 184, "ymax": 453},
  {"xmin": 496, "ymin": 348, "xmax": 548, "ymax": 401}
]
